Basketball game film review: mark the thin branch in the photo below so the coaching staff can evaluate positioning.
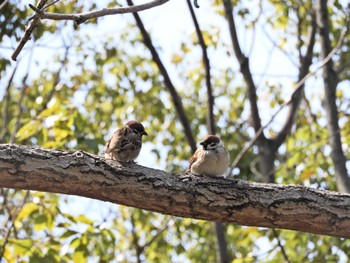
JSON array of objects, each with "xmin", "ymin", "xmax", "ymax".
[
  {"xmin": 273, "ymin": 12, "xmax": 317, "ymax": 149},
  {"xmin": 0, "ymin": 0, "xmax": 9, "ymax": 10},
  {"xmin": 140, "ymin": 219, "xmax": 174, "ymax": 250},
  {"xmin": 38, "ymin": 43, "xmax": 70, "ymax": 114},
  {"xmin": 229, "ymin": 25, "xmax": 346, "ymax": 172},
  {"xmin": 127, "ymin": 0, "xmax": 196, "ymax": 152},
  {"xmin": 0, "ymin": 65, "xmax": 18, "ymax": 143},
  {"xmin": 272, "ymin": 229, "xmax": 291, "ymax": 263},
  {"xmin": 302, "ymin": 94, "xmax": 317, "ymax": 124},
  {"xmin": 260, "ymin": 25, "xmax": 299, "ymax": 68},
  {"xmin": 31, "ymin": 0, "xmax": 169, "ymax": 22},
  {"xmin": 9, "ymin": 46, "xmax": 35, "ymax": 144},
  {"xmin": 11, "ymin": 0, "xmax": 170, "ymax": 61},
  {"xmin": 222, "ymin": 0, "xmax": 262, "ymax": 134},
  {"xmin": 130, "ymin": 212, "xmax": 142, "ymax": 263},
  {"xmin": 42, "ymin": 0, "xmax": 61, "ymax": 11},
  {"xmin": 11, "ymin": 0, "xmax": 49, "ymax": 61},
  {"xmin": 185, "ymin": 0, "xmax": 215, "ymax": 135},
  {"xmin": 0, "ymin": 191, "xmax": 30, "ymax": 261}
]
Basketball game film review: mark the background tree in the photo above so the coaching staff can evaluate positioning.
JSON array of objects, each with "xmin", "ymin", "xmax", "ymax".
[{"xmin": 1, "ymin": 0, "xmax": 350, "ymax": 262}]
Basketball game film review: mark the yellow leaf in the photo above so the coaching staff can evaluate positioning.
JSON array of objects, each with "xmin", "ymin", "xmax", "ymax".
[{"xmin": 300, "ymin": 169, "xmax": 314, "ymax": 181}]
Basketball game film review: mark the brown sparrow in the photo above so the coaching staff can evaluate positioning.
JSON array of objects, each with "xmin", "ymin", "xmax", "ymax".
[
  {"xmin": 189, "ymin": 135, "xmax": 229, "ymax": 177},
  {"xmin": 104, "ymin": 120, "xmax": 148, "ymax": 162}
]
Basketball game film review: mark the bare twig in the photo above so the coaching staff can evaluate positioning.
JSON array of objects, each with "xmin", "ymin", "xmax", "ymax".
[
  {"xmin": 11, "ymin": 0, "xmax": 48, "ymax": 61},
  {"xmin": 272, "ymin": 229, "xmax": 291, "ymax": 263},
  {"xmin": 141, "ymin": 219, "xmax": 174, "ymax": 250},
  {"xmin": 273, "ymin": 12, "xmax": 317, "ymax": 148},
  {"xmin": 0, "ymin": 191, "xmax": 30, "ymax": 261},
  {"xmin": 32, "ymin": 0, "xmax": 169, "ymax": 22},
  {"xmin": 127, "ymin": 0, "xmax": 197, "ymax": 152},
  {"xmin": 0, "ymin": 0, "xmax": 9, "ymax": 10},
  {"xmin": 260, "ymin": 25, "xmax": 298, "ymax": 68},
  {"xmin": 9, "ymin": 46, "xmax": 36, "ymax": 144},
  {"xmin": 0, "ymin": 65, "xmax": 18, "ymax": 142},
  {"xmin": 130, "ymin": 212, "xmax": 142, "ymax": 263},
  {"xmin": 11, "ymin": 0, "xmax": 170, "ymax": 61},
  {"xmin": 185, "ymin": 0, "xmax": 215, "ymax": 135}
]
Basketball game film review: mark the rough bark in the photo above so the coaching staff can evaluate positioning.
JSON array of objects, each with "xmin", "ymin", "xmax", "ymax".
[{"xmin": 0, "ymin": 144, "xmax": 349, "ymax": 238}]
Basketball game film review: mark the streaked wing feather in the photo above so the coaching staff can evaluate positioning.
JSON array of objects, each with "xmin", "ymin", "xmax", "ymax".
[
  {"xmin": 104, "ymin": 127, "xmax": 129, "ymax": 153},
  {"xmin": 119, "ymin": 136, "xmax": 141, "ymax": 152}
]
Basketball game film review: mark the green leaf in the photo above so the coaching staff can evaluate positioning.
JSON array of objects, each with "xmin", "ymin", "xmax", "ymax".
[
  {"xmin": 9, "ymin": 238, "xmax": 33, "ymax": 255},
  {"xmin": 16, "ymin": 120, "xmax": 42, "ymax": 141},
  {"xmin": 17, "ymin": 203, "xmax": 40, "ymax": 221},
  {"xmin": 34, "ymin": 214, "xmax": 49, "ymax": 231},
  {"xmin": 61, "ymin": 229, "xmax": 78, "ymax": 239}
]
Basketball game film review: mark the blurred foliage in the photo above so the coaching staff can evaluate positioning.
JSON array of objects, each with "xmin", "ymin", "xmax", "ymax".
[{"xmin": 1, "ymin": 0, "xmax": 350, "ymax": 262}]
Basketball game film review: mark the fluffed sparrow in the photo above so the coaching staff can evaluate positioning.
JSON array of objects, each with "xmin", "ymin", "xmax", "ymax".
[
  {"xmin": 189, "ymin": 135, "xmax": 229, "ymax": 177},
  {"xmin": 104, "ymin": 120, "xmax": 148, "ymax": 162}
]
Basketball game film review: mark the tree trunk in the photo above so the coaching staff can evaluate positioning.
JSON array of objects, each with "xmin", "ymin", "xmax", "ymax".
[{"xmin": 316, "ymin": 0, "xmax": 350, "ymax": 193}]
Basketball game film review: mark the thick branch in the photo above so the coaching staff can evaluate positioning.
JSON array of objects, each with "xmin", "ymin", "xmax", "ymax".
[
  {"xmin": 0, "ymin": 144, "xmax": 350, "ymax": 238},
  {"xmin": 316, "ymin": 0, "xmax": 350, "ymax": 193},
  {"xmin": 127, "ymin": 0, "xmax": 196, "ymax": 152}
]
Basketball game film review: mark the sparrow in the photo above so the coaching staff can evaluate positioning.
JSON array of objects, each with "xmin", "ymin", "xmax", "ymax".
[
  {"xmin": 104, "ymin": 120, "xmax": 148, "ymax": 162},
  {"xmin": 189, "ymin": 135, "xmax": 230, "ymax": 177}
]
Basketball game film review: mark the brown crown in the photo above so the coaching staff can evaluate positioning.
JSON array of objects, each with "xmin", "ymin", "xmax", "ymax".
[
  {"xmin": 126, "ymin": 120, "xmax": 148, "ymax": 136},
  {"xmin": 200, "ymin": 135, "xmax": 220, "ymax": 146}
]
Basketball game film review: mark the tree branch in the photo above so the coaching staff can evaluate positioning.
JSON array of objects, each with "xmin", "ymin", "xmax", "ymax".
[
  {"xmin": 185, "ymin": 2, "xmax": 228, "ymax": 261},
  {"xmin": 11, "ymin": 0, "xmax": 49, "ymax": 61},
  {"xmin": 0, "ymin": 144, "xmax": 349, "ymax": 238},
  {"xmin": 186, "ymin": 0, "xmax": 215, "ymax": 135},
  {"xmin": 273, "ymin": 12, "xmax": 317, "ymax": 149},
  {"xmin": 32, "ymin": 0, "xmax": 169, "ymax": 22},
  {"xmin": 127, "ymin": 0, "xmax": 196, "ymax": 152},
  {"xmin": 11, "ymin": 0, "xmax": 170, "ymax": 61},
  {"xmin": 0, "ymin": 65, "xmax": 18, "ymax": 142},
  {"xmin": 222, "ymin": 0, "xmax": 262, "ymax": 134},
  {"xmin": 316, "ymin": 0, "xmax": 350, "ymax": 193},
  {"xmin": 229, "ymin": 24, "xmax": 346, "ymax": 173}
]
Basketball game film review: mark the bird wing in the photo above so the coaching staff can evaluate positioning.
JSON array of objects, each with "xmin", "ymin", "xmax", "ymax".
[
  {"xmin": 118, "ymin": 133, "xmax": 142, "ymax": 152},
  {"xmin": 188, "ymin": 148, "xmax": 199, "ymax": 170},
  {"xmin": 105, "ymin": 127, "xmax": 141, "ymax": 153},
  {"xmin": 104, "ymin": 126, "xmax": 129, "ymax": 153}
]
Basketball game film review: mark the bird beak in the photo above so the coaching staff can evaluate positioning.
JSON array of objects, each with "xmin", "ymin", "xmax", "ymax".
[
  {"xmin": 142, "ymin": 131, "xmax": 148, "ymax": 136},
  {"xmin": 199, "ymin": 141, "xmax": 205, "ymax": 146}
]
